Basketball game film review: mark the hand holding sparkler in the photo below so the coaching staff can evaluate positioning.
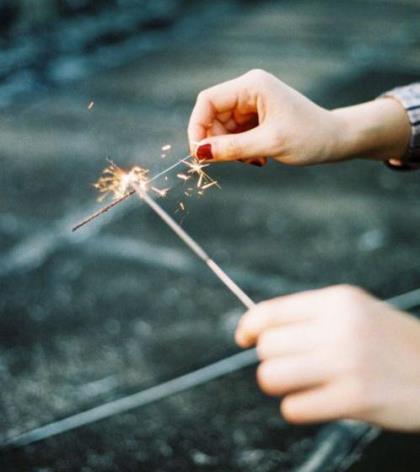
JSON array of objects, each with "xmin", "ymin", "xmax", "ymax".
[
  {"xmin": 236, "ymin": 285, "xmax": 420, "ymax": 431},
  {"xmin": 189, "ymin": 69, "xmax": 411, "ymax": 167}
]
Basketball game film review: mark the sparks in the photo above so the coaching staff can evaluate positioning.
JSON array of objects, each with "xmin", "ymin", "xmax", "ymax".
[
  {"xmin": 93, "ymin": 163, "xmax": 149, "ymax": 201},
  {"xmin": 95, "ymin": 158, "xmax": 219, "ymax": 203},
  {"xmin": 72, "ymin": 155, "xmax": 192, "ymax": 232},
  {"xmin": 161, "ymin": 144, "xmax": 172, "ymax": 151},
  {"xmin": 201, "ymin": 181, "xmax": 218, "ymax": 190},
  {"xmin": 177, "ymin": 173, "xmax": 190, "ymax": 181},
  {"xmin": 183, "ymin": 158, "xmax": 220, "ymax": 193},
  {"xmin": 88, "ymin": 101, "xmax": 95, "ymax": 111},
  {"xmin": 72, "ymin": 154, "xmax": 219, "ymax": 232},
  {"xmin": 152, "ymin": 186, "xmax": 170, "ymax": 198},
  {"xmin": 173, "ymin": 157, "xmax": 220, "ymax": 212}
]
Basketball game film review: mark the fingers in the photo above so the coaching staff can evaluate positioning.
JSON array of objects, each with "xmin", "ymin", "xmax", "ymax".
[
  {"xmin": 208, "ymin": 119, "xmax": 228, "ymax": 137},
  {"xmin": 235, "ymin": 290, "xmax": 322, "ymax": 348},
  {"xmin": 233, "ymin": 285, "xmax": 378, "ymax": 426},
  {"xmin": 188, "ymin": 73, "xmax": 269, "ymax": 161},
  {"xmin": 257, "ymin": 356, "xmax": 327, "ymax": 397},
  {"xmin": 188, "ymin": 79, "xmax": 240, "ymax": 152},
  {"xmin": 281, "ymin": 383, "xmax": 350, "ymax": 424},
  {"xmin": 256, "ymin": 324, "xmax": 317, "ymax": 360},
  {"xmin": 195, "ymin": 125, "xmax": 273, "ymax": 162}
]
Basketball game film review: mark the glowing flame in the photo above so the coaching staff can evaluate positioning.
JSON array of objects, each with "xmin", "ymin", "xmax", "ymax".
[
  {"xmin": 93, "ymin": 156, "xmax": 219, "ymax": 210},
  {"xmin": 94, "ymin": 163, "xmax": 149, "ymax": 201}
]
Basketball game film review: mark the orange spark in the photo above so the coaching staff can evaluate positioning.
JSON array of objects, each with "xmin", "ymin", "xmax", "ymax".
[{"xmin": 93, "ymin": 163, "xmax": 148, "ymax": 201}]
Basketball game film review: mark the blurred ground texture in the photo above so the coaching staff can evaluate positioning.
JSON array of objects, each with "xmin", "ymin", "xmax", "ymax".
[{"xmin": 1, "ymin": 0, "xmax": 420, "ymax": 470}]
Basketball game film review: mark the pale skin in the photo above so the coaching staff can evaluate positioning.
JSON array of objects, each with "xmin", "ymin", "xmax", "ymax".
[{"xmin": 188, "ymin": 69, "xmax": 420, "ymax": 431}]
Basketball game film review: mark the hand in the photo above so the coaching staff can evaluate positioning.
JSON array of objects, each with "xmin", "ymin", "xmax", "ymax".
[
  {"xmin": 235, "ymin": 285, "xmax": 420, "ymax": 431},
  {"xmin": 188, "ymin": 69, "xmax": 341, "ymax": 165},
  {"xmin": 188, "ymin": 69, "xmax": 411, "ymax": 165}
]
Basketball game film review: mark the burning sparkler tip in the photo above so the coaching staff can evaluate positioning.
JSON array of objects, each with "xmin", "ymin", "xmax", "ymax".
[{"xmin": 72, "ymin": 152, "xmax": 219, "ymax": 233}]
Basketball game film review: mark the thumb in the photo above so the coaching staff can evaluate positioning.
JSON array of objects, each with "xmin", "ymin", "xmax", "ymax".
[{"xmin": 195, "ymin": 126, "xmax": 272, "ymax": 162}]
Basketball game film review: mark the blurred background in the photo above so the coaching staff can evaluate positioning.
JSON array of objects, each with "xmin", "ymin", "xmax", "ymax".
[{"xmin": 1, "ymin": 0, "xmax": 420, "ymax": 470}]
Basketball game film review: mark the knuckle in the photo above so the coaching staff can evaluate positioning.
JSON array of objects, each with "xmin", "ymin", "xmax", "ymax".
[
  {"xmin": 246, "ymin": 68, "xmax": 269, "ymax": 81},
  {"xmin": 257, "ymin": 298, "xmax": 279, "ymax": 317},
  {"xmin": 256, "ymin": 331, "xmax": 273, "ymax": 359},
  {"xmin": 280, "ymin": 397, "xmax": 301, "ymax": 423},
  {"xmin": 326, "ymin": 285, "xmax": 369, "ymax": 327},
  {"xmin": 238, "ymin": 311, "xmax": 255, "ymax": 331},
  {"xmin": 257, "ymin": 362, "xmax": 277, "ymax": 396},
  {"xmin": 196, "ymin": 89, "xmax": 209, "ymax": 103},
  {"xmin": 331, "ymin": 284, "xmax": 366, "ymax": 302}
]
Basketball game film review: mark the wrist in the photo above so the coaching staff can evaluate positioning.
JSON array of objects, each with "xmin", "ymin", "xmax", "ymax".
[{"xmin": 330, "ymin": 98, "xmax": 411, "ymax": 162}]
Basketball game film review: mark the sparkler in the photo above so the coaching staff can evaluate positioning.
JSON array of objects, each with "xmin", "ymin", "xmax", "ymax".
[
  {"xmin": 72, "ymin": 155, "xmax": 191, "ymax": 232},
  {"xmin": 76, "ymin": 157, "xmax": 247, "ymax": 306},
  {"xmin": 130, "ymin": 179, "xmax": 254, "ymax": 309}
]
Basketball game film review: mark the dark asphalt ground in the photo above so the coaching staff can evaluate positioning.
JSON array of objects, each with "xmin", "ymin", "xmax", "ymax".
[{"xmin": 1, "ymin": 1, "xmax": 420, "ymax": 470}]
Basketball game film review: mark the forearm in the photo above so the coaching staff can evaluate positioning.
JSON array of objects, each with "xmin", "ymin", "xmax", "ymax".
[{"xmin": 332, "ymin": 98, "xmax": 411, "ymax": 162}]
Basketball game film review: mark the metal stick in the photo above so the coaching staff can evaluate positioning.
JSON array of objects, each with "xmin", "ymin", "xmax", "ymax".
[
  {"xmin": 131, "ymin": 182, "xmax": 255, "ymax": 309},
  {"xmin": 72, "ymin": 155, "xmax": 191, "ymax": 232}
]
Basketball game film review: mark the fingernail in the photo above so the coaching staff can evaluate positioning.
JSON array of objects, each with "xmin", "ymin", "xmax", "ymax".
[
  {"xmin": 250, "ymin": 159, "xmax": 263, "ymax": 167},
  {"xmin": 196, "ymin": 143, "xmax": 213, "ymax": 161}
]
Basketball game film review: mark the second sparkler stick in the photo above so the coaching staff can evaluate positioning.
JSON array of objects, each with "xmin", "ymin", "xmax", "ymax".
[{"xmin": 131, "ymin": 181, "xmax": 255, "ymax": 310}]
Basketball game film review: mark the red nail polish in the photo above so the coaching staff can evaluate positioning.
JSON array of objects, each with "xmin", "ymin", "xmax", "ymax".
[{"xmin": 196, "ymin": 143, "xmax": 213, "ymax": 160}]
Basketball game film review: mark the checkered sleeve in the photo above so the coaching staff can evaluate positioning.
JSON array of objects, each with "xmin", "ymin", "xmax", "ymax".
[{"xmin": 382, "ymin": 83, "xmax": 420, "ymax": 170}]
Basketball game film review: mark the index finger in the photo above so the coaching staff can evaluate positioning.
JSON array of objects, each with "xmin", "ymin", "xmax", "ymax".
[
  {"xmin": 187, "ymin": 78, "xmax": 241, "ymax": 152},
  {"xmin": 235, "ymin": 289, "xmax": 324, "ymax": 348}
]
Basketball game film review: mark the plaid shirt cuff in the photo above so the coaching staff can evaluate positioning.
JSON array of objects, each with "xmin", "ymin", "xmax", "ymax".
[{"xmin": 382, "ymin": 83, "xmax": 420, "ymax": 170}]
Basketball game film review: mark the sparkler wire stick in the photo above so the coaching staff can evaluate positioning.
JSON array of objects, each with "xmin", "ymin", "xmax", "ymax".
[
  {"xmin": 72, "ymin": 155, "xmax": 191, "ymax": 232},
  {"xmin": 131, "ymin": 181, "xmax": 255, "ymax": 309}
]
